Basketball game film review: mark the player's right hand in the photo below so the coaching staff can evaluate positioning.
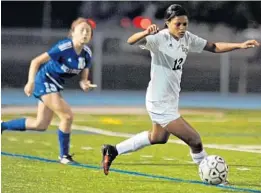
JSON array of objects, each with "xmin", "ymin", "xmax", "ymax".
[
  {"xmin": 240, "ymin": 40, "xmax": 260, "ymax": 49},
  {"xmin": 145, "ymin": 24, "xmax": 159, "ymax": 35},
  {"xmin": 24, "ymin": 82, "xmax": 34, "ymax": 97}
]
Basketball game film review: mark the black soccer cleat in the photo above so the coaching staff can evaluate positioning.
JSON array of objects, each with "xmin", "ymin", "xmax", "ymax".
[{"xmin": 101, "ymin": 144, "xmax": 118, "ymax": 175}]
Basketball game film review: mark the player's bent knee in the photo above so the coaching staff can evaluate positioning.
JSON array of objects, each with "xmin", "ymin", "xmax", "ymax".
[
  {"xmin": 61, "ymin": 113, "xmax": 74, "ymax": 123},
  {"xmin": 35, "ymin": 122, "xmax": 49, "ymax": 131},
  {"xmin": 158, "ymin": 139, "xmax": 168, "ymax": 144},
  {"xmin": 150, "ymin": 137, "xmax": 168, "ymax": 145}
]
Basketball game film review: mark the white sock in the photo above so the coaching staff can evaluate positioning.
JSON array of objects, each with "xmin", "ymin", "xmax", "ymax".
[
  {"xmin": 190, "ymin": 149, "xmax": 207, "ymax": 164},
  {"xmin": 116, "ymin": 131, "xmax": 151, "ymax": 155}
]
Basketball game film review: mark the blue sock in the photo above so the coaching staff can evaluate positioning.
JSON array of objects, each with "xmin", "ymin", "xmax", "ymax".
[
  {"xmin": 1, "ymin": 118, "xmax": 26, "ymax": 132},
  {"xmin": 58, "ymin": 129, "xmax": 70, "ymax": 157}
]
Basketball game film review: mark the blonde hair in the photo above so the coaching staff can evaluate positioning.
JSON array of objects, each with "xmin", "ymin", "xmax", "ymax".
[{"xmin": 68, "ymin": 17, "xmax": 93, "ymax": 38}]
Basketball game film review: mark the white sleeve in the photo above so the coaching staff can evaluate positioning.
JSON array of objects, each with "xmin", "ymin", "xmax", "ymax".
[
  {"xmin": 139, "ymin": 34, "xmax": 160, "ymax": 52},
  {"xmin": 188, "ymin": 31, "xmax": 207, "ymax": 53}
]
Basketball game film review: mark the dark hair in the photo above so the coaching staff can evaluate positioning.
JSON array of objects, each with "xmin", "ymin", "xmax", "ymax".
[{"xmin": 164, "ymin": 4, "xmax": 188, "ymax": 27}]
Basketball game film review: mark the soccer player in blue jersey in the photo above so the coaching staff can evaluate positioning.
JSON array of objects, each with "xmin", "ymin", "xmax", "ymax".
[{"xmin": 1, "ymin": 17, "xmax": 96, "ymax": 164}]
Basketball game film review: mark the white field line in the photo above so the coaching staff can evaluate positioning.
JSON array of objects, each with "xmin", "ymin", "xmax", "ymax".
[
  {"xmin": 24, "ymin": 139, "xmax": 34, "ymax": 144},
  {"xmin": 140, "ymin": 161, "xmax": 151, "ymax": 164},
  {"xmin": 7, "ymin": 137, "xmax": 18, "ymax": 142},
  {"xmin": 163, "ymin": 157, "xmax": 175, "ymax": 161},
  {"xmin": 51, "ymin": 121, "xmax": 261, "ymax": 154},
  {"xmin": 140, "ymin": 155, "xmax": 153, "ymax": 158},
  {"xmin": 236, "ymin": 167, "xmax": 251, "ymax": 171},
  {"xmin": 42, "ymin": 142, "xmax": 51, "ymax": 146},
  {"xmin": 162, "ymin": 157, "xmax": 194, "ymax": 164},
  {"xmin": 121, "ymin": 153, "xmax": 132, "ymax": 156},
  {"xmin": 81, "ymin": 146, "xmax": 93, "ymax": 151}
]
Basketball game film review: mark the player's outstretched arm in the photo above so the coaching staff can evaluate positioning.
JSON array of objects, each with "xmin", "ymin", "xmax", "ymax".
[
  {"xmin": 127, "ymin": 24, "xmax": 159, "ymax": 45},
  {"xmin": 24, "ymin": 52, "xmax": 51, "ymax": 97},
  {"xmin": 204, "ymin": 40, "xmax": 260, "ymax": 53}
]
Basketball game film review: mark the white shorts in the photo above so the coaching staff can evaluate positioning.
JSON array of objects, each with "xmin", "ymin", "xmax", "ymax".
[{"xmin": 145, "ymin": 100, "xmax": 181, "ymax": 128}]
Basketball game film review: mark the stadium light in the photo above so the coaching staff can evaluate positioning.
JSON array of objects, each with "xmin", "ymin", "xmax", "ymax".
[
  {"xmin": 87, "ymin": 18, "xmax": 96, "ymax": 29},
  {"xmin": 140, "ymin": 18, "xmax": 152, "ymax": 29},
  {"xmin": 132, "ymin": 16, "xmax": 143, "ymax": 28},
  {"xmin": 120, "ymin": 17, "xmax": 131, "ymax": 28},
  {"xmin": 132, "ymin": 16, "xmax": 152, "ymax": 29}
]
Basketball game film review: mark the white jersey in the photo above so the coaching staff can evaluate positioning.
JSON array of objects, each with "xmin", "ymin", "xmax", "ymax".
[{"xmin": 141, "ymin": 29, "xmax": 207, "ymax": 102}]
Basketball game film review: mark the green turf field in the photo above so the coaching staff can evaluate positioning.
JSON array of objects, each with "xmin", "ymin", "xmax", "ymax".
[{"xmin": 2, "ymin": 109, "xmax": 261, "ymax": 193}]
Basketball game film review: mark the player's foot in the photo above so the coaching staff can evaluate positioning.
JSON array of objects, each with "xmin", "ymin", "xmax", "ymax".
[
  {"xmin": 59, "ymin": 154, "xmax": 75, "ymax": 164},
  {"xmin": 101, "ymin": 144, "xmax": 118, "ymax": 175}
]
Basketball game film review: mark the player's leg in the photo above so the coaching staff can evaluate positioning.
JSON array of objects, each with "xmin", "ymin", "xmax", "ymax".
[
  {"xmin": 41, "ymin": 92, "xmax": 74, "ymax": 164},
  {"xmin": 1, "ymin": 101, "xmax": 53, "ymax": 133},
  {"xmin": 104, "ymin": 123, "xmax": 170, "ymax": 155},
  {"xmin": 101, "ymin": 100, "xmax": 172, "ymax": 175},
  {"xmin": 102, "ymin": 123, "xmax": 170, "ymax": 175},
  {"xmin": 116, "ymin": 123, "xmax": 170, "ymax": 153},
  {"xmin": 165, "ymin": 117, "xmax": 207, "ymax": 164},
  {"xmin": 26, "ymin": 101, "xmax": 54, "ymax": 130}
]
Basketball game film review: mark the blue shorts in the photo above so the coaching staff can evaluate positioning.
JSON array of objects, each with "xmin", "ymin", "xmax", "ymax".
[{"xmin": 33, "ymin": 79, "xmax": 63, "ymax": 100}]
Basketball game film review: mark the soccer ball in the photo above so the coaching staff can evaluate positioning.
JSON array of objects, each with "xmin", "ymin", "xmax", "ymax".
[{"xmin": 198, "ymin": 155, "xmax": 228, "ymax": 185}]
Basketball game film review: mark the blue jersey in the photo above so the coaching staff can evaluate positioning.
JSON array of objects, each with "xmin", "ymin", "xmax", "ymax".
[
  {"xmin": 35, "ymin": 38, "xmax": 92, "ymax": 88},
  {"xmin": 33, "ymin": 38, "xmax": 92, "ymax": 99}
]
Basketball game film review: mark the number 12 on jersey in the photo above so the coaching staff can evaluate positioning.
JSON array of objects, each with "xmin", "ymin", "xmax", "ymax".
[{"xmin": 172, "ymin": 58, "xmax": 184, "ymax": 70}]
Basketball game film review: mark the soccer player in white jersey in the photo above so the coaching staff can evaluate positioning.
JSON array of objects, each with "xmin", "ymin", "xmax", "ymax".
[
  {"xmin": 2, "ymin": 18, "xmax": 96, "ymax": 164},
  {"xmin": 101, "ymin": 4, "xmax": 260, "ymax": 175}
]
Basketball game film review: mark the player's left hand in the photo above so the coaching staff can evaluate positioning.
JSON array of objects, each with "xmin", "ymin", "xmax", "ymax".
[
  {"xmin": 240, "ymin": 40, "xmax": 260, "ymax": 49},
  {"xmin": 79, "ymin": 80, "xmax": 97, "ymax": 92}
]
